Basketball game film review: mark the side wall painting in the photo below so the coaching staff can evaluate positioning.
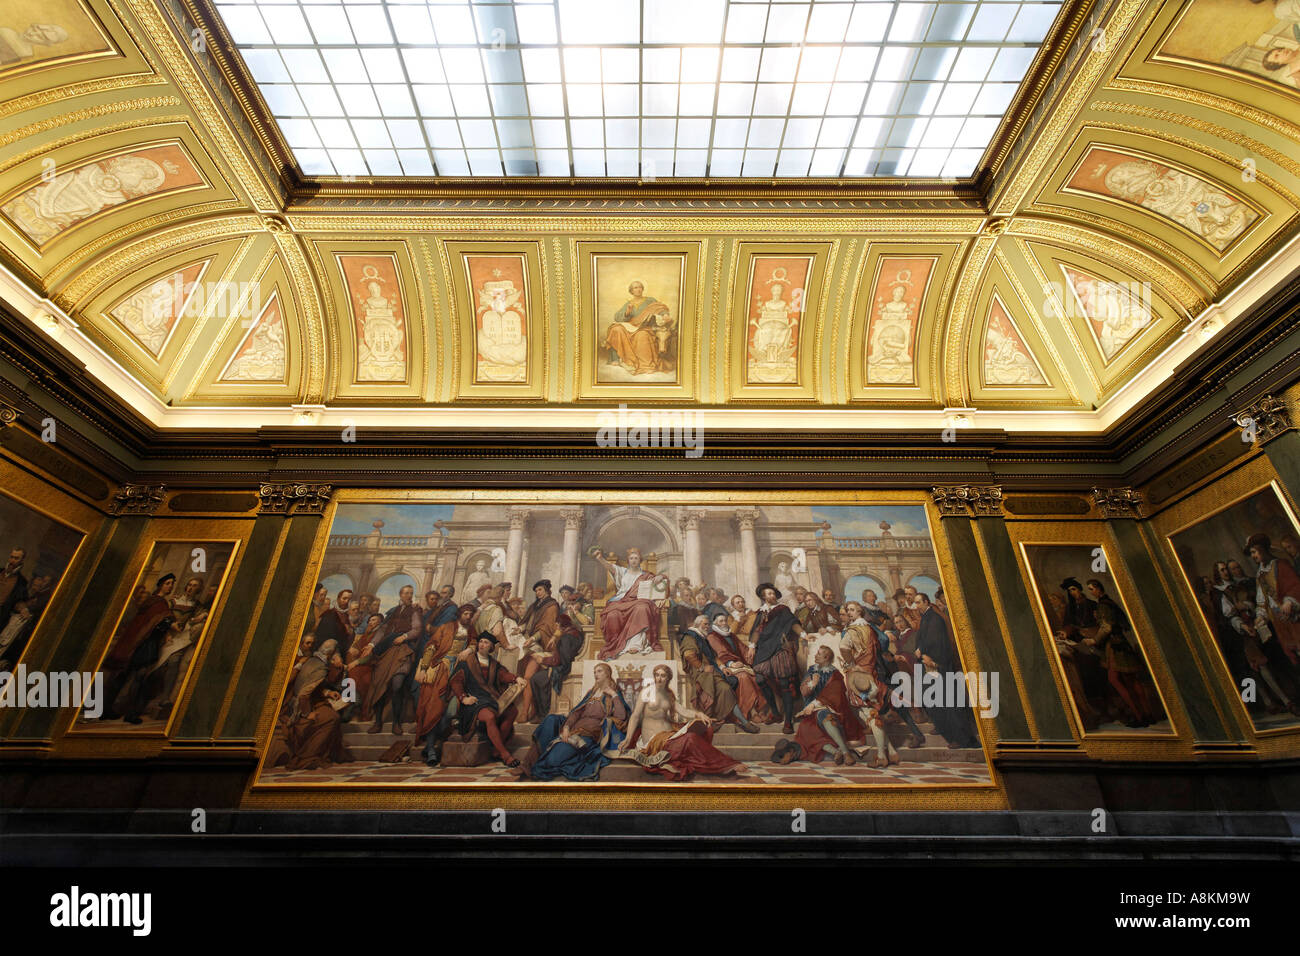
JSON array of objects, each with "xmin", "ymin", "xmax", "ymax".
[
  {"xmin": 257, "ymin": 498, "xmax": 992, "ymax": 790},
  {"xmin": 75, "ymin": 540, "xmax": 238, "ymax": 734},
  {"xmin": 0, "ymin": 491, "xmax": 85, "ymax": 671},
  {"xmin": 1023, "ymin": 543, "xmax": 1172, "ymax": 736},
  {"xmin": 1168, "ymin": 482, "xmax": 1300, "ymax": 732}
]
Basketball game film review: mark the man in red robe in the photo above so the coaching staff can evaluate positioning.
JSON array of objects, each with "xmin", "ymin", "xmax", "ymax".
[
  {"xmin": 592, "ymin": 547, "xmax": 667, "ymax": 658},
  {"xmin": 777, "ymin": 645, "xmax": 865, "ymax": 765}
]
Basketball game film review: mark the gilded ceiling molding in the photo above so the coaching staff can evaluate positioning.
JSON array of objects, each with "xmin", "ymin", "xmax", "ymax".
[
  {"xmin": 435, "ymin": 237, "xmax": 461, "ymax": 402},
  {"xmin": 1016, "ymin": 211, "xmax": 1214, "ymax": 301},
  {"xmin": 161, "ymin": 236, "xmax": 257, "ymax": 392},
  {"xmin": 52, "ymin": 212, "xmax": 261, "ymax": 307},
  {"xmin": 827, "ymin": 237, "xmax": 860, "ymax": 404},
  {"xmin": 413, "ymin": 239, "xmax": 445, "ymax": 403},
  {"xmin": 565, "ymin": 238, "xmax": 581, "ymax": 403},
  {"xmin": 1084, "ymin": 116, "xmax": 1300, "ymax": 208},
  {"xmin": 931, "ymin": 486, "xmax": 1005, "ymax": 518},
  {"xmin": 257, "ymin": 483, "xmax": 333, "ymax": 517},
  {"xmin": 0, "ymin": 98, "xmax": 183, "ymax": 152},
  {"xmin": 109, "ymin": 483, "xmax": 167, "ymax": 516},
  {"xmin": 991, "ymin": 0, "xmax": 1150, "ymax": 215},
  {"xmin": 175, "ymin": 238, "xmax": 271, "ymax": 398},
  {"xmin": 992, "ymin": 248, "xmax": 1083, "ymax": 407},
  {"xmin": 282, "ymin": 214, "xmax": 985, "ymax": 238},
  {"xmin": 1233, "ymin": 395, "xmax": 1293, "ymax": 445},
  {"xmin": 942, "ymin": 233, "xmax": 1001, "ymax": 406},
  {"xmin": 1091, "ymin": 486, "xmax": 1143, "ymax": 519},
  {"xmin": 1009, "ymin": 216, "xmax": 1207, "ymax": 313},
  {"xmin": 0, "ymin": 113, "xmax": 191, "ymax": 176},
  {"xmin": 1012, "ymin": 237, "xmax": 1104, "ymax": 397},
  {"xmin": 262, "ymin": 218, "xmax": 326, "ymax": 402},
  {"xmin": 712, "ymin": 239, "xmax": 733, "ymax": 403},
  {"xmin": 0, "ymin": 74, "xmax": 170, "ymax": 121},
  {"xmin": 122, "ymin": 0, "xmax": 279, "ymax": 211},
  {"xmin": 1105, "ymin": 78, "xmax": 1300, "ymax": 146}
]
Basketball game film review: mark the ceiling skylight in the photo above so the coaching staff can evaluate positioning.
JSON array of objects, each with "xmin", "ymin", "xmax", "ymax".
[{"xmin": 213, "ymin": 0, "xmax": 1064, "ymax": 178}]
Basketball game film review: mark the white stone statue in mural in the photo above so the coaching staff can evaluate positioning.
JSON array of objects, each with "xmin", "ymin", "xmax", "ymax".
[
  {"xmin": 463, "ymin": 558, "xmax": 492, "ymax": 596},
  {"xmin": 355, "ymin": 266, "xmax": 405, "ymax": 381},
  {"xmin": 774, "ymin": 559, "xmax": 799, "ymax": 610},
  {"xmin": 475, "ymin": 274, "xmax": 527, "ymax": 379}
]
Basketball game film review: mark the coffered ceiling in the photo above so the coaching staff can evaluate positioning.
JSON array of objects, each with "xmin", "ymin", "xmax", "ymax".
[{"xmin": 1, "ymin": 0, "xmax": 1299, "ymax": 435}]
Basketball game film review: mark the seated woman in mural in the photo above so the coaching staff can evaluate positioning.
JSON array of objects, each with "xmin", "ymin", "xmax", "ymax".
[
  {"xmin": 592, "ymin": 547, "xmax": 668, "ymax": 658},
  {"xmin": 266, "ymin": 638, "xmax": 353, "ymax": 772},
  {"xmin": 616, "ymin": 664, "xmax": 745, "ymax": 781},
  {"xmin": 602, "ymin": 281, "xmax": 674, "ymax": 375},
  {"xmin": 514, "ymin": 661, "xmax": 629, "ymax": 781}
]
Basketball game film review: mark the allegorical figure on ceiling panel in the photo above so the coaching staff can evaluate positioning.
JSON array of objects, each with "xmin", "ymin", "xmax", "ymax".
[
  {"xmin": 468, "ymin": 254, "xmax": 528, "ymax": 383},
  {"xmin": 865, "ymin": 257, "xmax": 934, "ymax": 386},
  {"xmin": 1066, "ymin": 147, "xmax": 1258, "ymax": 253},
  {"xmin": 339, "ymin": 255, "xmax": 408, "ymax": 383},
  {"xmin": 1, "ymin": 145, "xmax": 203, "ymax": 245},
  {"xmin": 745, "ymin": 256, "xmax": 810, "ymax": 385},
  {"xmin": 594, "ymin": 255, "xmax": 684, "ymax": 384},
  {"xmin": 1162, "ymin": 0, "xmax": 1300, "ymax": 91}
]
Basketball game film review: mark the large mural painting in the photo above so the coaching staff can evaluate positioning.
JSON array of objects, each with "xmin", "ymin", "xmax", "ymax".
[{"xmin": 257, "ymin": 498, "xmax": 993, "ymax": 789}]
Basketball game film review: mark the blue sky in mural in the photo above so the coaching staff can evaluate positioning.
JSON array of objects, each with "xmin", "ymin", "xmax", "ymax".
[
  {"xmin": 330, "ymin": 502, "xmax": 455, "ymax": 536},
  {"xmin": 812, "ymin": 505, "xmax": 931, "ymax": 539}
]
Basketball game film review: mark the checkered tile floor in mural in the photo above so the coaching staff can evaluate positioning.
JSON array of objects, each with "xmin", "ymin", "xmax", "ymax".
[{"xmin": 258, "ymin": 758, "xmax": 992, "ymax": 787}]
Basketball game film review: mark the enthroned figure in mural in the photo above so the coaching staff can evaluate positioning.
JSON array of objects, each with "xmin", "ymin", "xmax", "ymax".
[{"xmin": 591, "ymin": 547, "xmax": 668, "ymax": 658}]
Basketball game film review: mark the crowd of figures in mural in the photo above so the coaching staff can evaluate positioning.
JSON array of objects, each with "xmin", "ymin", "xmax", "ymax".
[
  {"xmin": 0, "ymin": 494, "xmax": 82, "ymax": 673},
  {"xmin": 1026, "ymin": 545, "xmax": 1171, "ymax": 735},
  {"xmin": 260, "ymin": 502, "xmax": 989, "ymax": 787},
  {"xmin": 1171, "ymin": 485, "xmax": 1300, "ymax": 731}
]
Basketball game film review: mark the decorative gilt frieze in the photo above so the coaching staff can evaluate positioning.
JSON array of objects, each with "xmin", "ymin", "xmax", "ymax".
[
  {"xmin": 1233, "ymin": 395, "xmax": 1293, "ymax": 445},
  {"xmin": 257, "ymin": 482, "xmax": 333, "ymax": 516},
  {"xmin": 1091, "ymin": 486, "xmax": 1143, "ymax": 519},
  {"xmin": 0, "ymin": 402, "xmax": 17, "ymax": 428},
  {"xmin": 930, "ymin": 485, "xmax": 1004, "ymax": 517},
  {"xmin": 110, "ymin": 483, "xmax": 167, "ymax": 516}
]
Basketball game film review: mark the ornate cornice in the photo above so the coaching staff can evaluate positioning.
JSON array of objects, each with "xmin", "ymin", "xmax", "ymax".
[
  {"xmin": 1233, "ymin": 395, "xmax": 1293, "ymax": 446},
  {"xmin": 1091, "ymin": 486, "xmax": 1142, "ymax": 519},
  {"xmin": 257, "ymin": 482, "xmax": 333, "ymax": 516},
  {"xmin": 110, "ymin": 483, "xmax": 166, "ymax": 516},
  {"xmin": 931, "ymin": 485, "xmax": 1004, "ymax": 517}
]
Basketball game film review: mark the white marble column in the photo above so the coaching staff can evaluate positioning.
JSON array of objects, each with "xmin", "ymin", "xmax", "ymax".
[
  {"xmin": 734, "ymin": 508, "xmax": 760, "ymax": 597},
  {"xmin": 503, "ymin": 507, "xmax": 529, "ymax": 591},
  {"xmin": 560, "ymin": 509, "xmax": 584, "ymax": 589},
  {"xmin": 678, "ymin": 508, "xmax": 705, "ymax": 586}
]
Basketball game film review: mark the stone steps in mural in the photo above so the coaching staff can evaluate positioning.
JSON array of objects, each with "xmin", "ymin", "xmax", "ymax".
[{"xmin": 339, "ymin": 716, "xmax": 984, "ymax": 764}]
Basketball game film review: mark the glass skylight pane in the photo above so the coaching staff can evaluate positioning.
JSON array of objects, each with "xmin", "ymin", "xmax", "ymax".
[{"xmin": 220, "ymin": 0, "xmax": 1061, "ymax": 178}]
